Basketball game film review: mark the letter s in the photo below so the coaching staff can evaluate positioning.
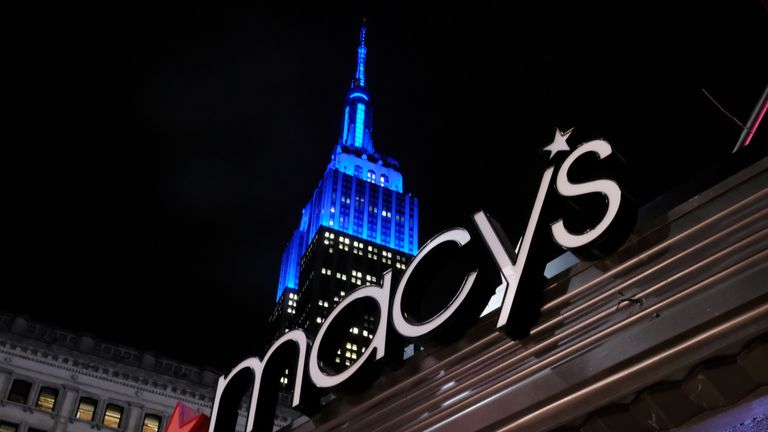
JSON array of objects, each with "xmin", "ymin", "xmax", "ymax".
[{"xmin": 551, "ymin": 140, "xmax": 621, "ymax": 249}]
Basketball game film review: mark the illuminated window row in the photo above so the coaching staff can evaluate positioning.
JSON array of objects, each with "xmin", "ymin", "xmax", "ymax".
[
  {"xmin": 5, "ymin": 379, "xmax": 160, "ymax": 432},
  {"xmin": 318, "ymin": 300, "xmax": 329, "ymax": 308}
]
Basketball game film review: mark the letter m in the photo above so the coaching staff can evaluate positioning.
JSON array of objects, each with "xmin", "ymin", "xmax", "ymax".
[{"xmin": 208, "ymin": 330, "xmax": 307, "ymax": 432}]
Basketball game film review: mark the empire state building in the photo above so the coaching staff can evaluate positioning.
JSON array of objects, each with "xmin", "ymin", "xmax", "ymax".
[{"xmin": 268, "ymin": 24, "xmax": 420, "ymax": 373}]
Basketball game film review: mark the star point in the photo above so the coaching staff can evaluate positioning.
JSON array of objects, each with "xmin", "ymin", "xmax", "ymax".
[{"xmin": 543, "ymin": 127, "xmax": 574, "ymax": 159}]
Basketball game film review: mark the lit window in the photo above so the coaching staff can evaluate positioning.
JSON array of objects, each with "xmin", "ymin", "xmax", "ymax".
[
  {"xmin": 345, "ymin": 360, "xmax": 351, "ymax": 366},
  {"xmin": 363, "ymin": 330, "xmax": 368, "ymax": 337},
  {"xmin": 0, "ymin": 422, "xmax": 18, "ymax": 432},
  {"xmin": 280, "ymin": 377, "xmax": 288, "ymax": 385},
  {"xmin": 335, "ymin": 357, "xmax": 341, "ymax": 363},
  {"xmin": 351, "ymin": 352, "xmax": 357, "ymax": 359},
  {"xmin": 142, "ymin": 415, "xmax": 162, "ymax": 432},
  {"xmin": 316, "ymin": 317, "xmax": 322, "ymax": 324},
  {"xmin": 35, "ymin": 387, "xmax": 58, "ymax": 412},
  {"xmin": 346, "ymin": 342, "xmax": 352, "ymax": 349},
  {"xmin": 102, "ymin": 404, "xmax": 124, "ymax": 429},
  {"xmin": 76, "ymin": 397, "xmax": 97, "ymax": 421},
  {"xmin": 329, "ymin": 220, "xmax": 334, "ymax": 226},
  {"xmin": 340, "ymin": 291, "xmax": 345, "ymax": 296},
  {"xmin": 6, "ymin": 379, "xmax": 31, "ymax": 404}
]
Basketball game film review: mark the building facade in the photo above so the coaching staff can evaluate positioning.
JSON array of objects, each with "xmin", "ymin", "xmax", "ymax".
[
  {"xmin": 0, "ymin": 315, "xmax": 275, "ymax": 432},
  {"xmin": 269, "ymin": 24, "xmax": 419, "ymax": 372}
]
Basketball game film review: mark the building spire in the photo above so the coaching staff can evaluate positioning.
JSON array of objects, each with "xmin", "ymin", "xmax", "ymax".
[
  {"xmin": 354, "ymin": 20, "xmax": 367, "ymax": 88},
  {"xmin": 339, "ymin": 20, "xmax": 374, "ymax": 153}
]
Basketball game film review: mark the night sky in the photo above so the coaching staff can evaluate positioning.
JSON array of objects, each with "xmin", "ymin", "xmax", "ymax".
[{"xmin": 6, "ymin": 2, "xmax": 767, "ymax": 371}]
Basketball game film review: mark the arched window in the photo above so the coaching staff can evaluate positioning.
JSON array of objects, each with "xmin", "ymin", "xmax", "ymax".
[
  {"xmin": 354, "ymin": 165, "xmax": 363, "ymax": 178},
  {"xmin": 367, "ymin": 170, "xmax": 376, "ymax": 182},
  {"xmin": 380, "ymin": 174, "xmax": 389, "ymax": 185}
]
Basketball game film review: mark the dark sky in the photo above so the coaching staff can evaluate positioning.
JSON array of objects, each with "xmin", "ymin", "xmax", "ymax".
[{"xmin": 6, "ymin": 2, "xmax": 767, "ymax": 370}]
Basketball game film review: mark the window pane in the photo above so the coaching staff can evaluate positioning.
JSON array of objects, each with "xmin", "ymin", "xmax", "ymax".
[
  {"xmin": 7, "ymin": 379, "xmax": 32, "ymax": 404},
  {"xmin": 0, "ymin": 422, "xmax": 18, "ymax": 432},
  {"xmin": 103, "ymin": 404, "xmax": 123, "ymax": 429},
  {"xmin": 0, "ymin": 422, "xmax": 19, "ymax": 432},
  {"xmin": 142, "ymin": 414, "xmax": 161, "ymax": 432},
  {"xmin": 76, "ymin": 397, "xmax": 97, "ymax": 421},
  {"xmin": 36, "ymin": 387, "xmax": 59, "ymax": 412}
]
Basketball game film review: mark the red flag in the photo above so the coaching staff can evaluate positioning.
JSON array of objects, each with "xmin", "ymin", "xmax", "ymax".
[{"xmin": 165, "ymin": 402, "xmax": 210, "ymax": 432}]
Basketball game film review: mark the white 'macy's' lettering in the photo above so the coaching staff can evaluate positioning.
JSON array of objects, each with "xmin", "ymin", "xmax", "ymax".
[
  {"xmin": 391, "ymin": 228, "xmax": 478, "ymax": 338},
  {"xmin": 309, "ymin": 271, "xmax": 393, "ymax": 388},
  {"xmin": 551, "ymin": 140, "xmax": 622, "ymax": 248},
  {"xmin": 473, "ymin": 166, "xmax": 554, "ymax": 330}
]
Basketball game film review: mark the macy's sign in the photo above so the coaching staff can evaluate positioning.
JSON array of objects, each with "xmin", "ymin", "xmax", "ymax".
[{"xmin": 209, "ymin": 129, "xmax": 636, "ymax": 432}]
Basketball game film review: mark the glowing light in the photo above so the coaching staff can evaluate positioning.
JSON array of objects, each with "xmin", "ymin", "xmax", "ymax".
[
  {"xmin": 354, "ymin": 104, "xmax": 366, "ymax": 148},
  {"xmin": 342, "ymin": 106, "xmax": 350, "ymax": 142},
  {"xmin": 744, "ymin": 95, "xmax": 767, "ymax": 147},
  {"xmin": 348, "ymin": 92, "xmax": 369, "ymax": 101}
]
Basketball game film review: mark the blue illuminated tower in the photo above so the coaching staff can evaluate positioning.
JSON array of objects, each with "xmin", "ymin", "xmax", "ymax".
[{"xmin": 269, "ymin": 24, "xmax": 419, "ymax": 368}]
